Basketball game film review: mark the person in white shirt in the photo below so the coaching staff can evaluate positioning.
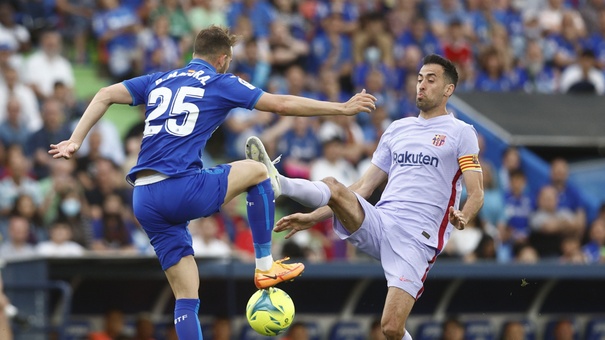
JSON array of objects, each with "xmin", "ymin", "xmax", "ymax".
[
  {"xmin": 0, "ymin": 215, "xmax": 36, "ymax": 260},
  {"xmin": 36, "ymin": 220, "xmax": 85, "ymax": 257},
  {"xmin": 189, "ymin": 216, "xmax": 231, "ymax": 259},
  {"xmin": 253, "ymin": 54, "xmax": 484, "ymax": 340},
  {"xmin": 22, "ymin": 30, "xmax": 74, "ymax": 100}
]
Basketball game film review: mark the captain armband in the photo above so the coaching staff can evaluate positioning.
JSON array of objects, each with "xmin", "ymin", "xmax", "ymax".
[{"xmin": 458, "ymin": 154, "xmax": 482, "ymax": 172}]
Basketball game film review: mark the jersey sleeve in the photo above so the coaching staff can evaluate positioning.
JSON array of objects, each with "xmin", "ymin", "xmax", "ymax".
[
  {"xmin": 122, "ymin": 73, "xmax": 159, "ymax": 106},
  {"xmin": 371, "ymin": 123, "xmax": 394, "ymax": 174},
  {"xmin": 457, "ymin": 124, "xmax": 482, "ymax": 172},
  {"xmin": 218, "ymin": 74, "xmax": 264, "ymax": 109}
]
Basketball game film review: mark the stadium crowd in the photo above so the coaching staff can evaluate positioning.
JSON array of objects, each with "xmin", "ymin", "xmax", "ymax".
[{"xmin": 0, "ymin": 0, "xmax": 603, "ymax": 270}]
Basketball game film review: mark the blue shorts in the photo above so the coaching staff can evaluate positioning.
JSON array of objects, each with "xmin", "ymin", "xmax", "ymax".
[{"xmin": 132, "ymin": 165, "xmax": 231, "ymax": 270}]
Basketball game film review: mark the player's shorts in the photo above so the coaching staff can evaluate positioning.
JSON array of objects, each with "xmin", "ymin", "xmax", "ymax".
[
  {"xmin": 333, "ymin": 193, "xmax": 439, "ymax": 299},
  {"xmin": 132, "ymin": 165, "xmax": 231, "ymax": 270}
]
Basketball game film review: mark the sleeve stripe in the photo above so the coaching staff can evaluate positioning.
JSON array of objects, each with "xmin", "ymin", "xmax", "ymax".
[{"xmin": 458, "ymin": 154, "xmax": 482, "ymax": 172}]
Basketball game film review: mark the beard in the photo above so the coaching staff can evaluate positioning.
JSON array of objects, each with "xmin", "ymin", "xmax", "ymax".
[{"xmin": 416, "ymin": 97, "xmax": 438, "ymax": 111}]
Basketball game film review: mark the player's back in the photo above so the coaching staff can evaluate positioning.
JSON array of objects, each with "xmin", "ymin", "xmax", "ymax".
[{"xmin": 123, "ymin": 59, "xmax": 263, "ymax": 184}]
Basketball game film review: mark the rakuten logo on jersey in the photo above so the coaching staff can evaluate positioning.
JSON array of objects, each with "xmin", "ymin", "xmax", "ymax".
[{"xmin": 393, "ymin": 151, "xmax": 439, "ymax": 167}]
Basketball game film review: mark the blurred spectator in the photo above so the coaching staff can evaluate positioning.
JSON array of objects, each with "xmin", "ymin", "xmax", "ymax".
[
  {"xmin": 310, "ymin": 12, "xmax": 353, "ymax": 81},
  {"xmin": 559, "ymin": 235, "xmax": 586, "ymax": 263},
  {"xmin": 187, "ymin": 0, "xmax": 227, "ymax": 33},
  {"xmin": 498, "ymin": 146, "xmax": 521, "ymax": 192},
  {"xmin": 442, "ymin": 20, "xmax": 473, "ymax": 67},
  {"xmin": 397, "ymin": 73, "xmax": 422, "ymax": 118},
  {"xmin": 272, "ymin": 0, "xmax": 306, "ymax": 40},
  {"xmin": 427, "ymin": 0, "xmax": 471, "ymax": 39},
  {"xmin": 441, "ymin": 317, "xmax": 465, "ymax": 340},
  {"xmin": 538, "ymin": 0, "xmax": 586, "ymax": 35},
  {"xmin": 52, "ymin": 81, "xmax": 86, "ymax": 123},
  {"xmin": 81, "ymin": 157, "xmax": 132, "ymax": 220},
  {"xmin": 519, "ymin": 39, "xmax": 559, "ymax": 93},
  {"xmin": 138, "ymin": 15, "xmax": 181, "ymax": 74},
  {"xmin": 35, "ymin": 220, "xmax": 85, "ymax": 257},
  {"xmin": 232, "ymin": 38, "xmax": 271, "ymax": 89},
  {"xmin": 529, "ymin": 185, "xmax": 576, "ymax": 258},
  {"xmin": 132, "ymin": 312, "xmax": 155, "ymax": 340},
  {"xmin": 0, "ymin": 215, "xmax": 36, "ymax": 260},
  {"xmin": 394, "ymin": 44, "xmax": 422, "ymax": 91},
  {"xmin": 22, "ymin": 30, "xmax": 74, "ymax": 100},
  {"xmin": 582, "ymin": 218, "xmax": 605, "ymax": 263},
  {"xmin": 0, "ymin": 97, "xmax": 31, "ymax": 147},
  {"xmin": 500, "ymin": 320, "xmax": 527, "ymax": 340},
  {"xmin": 223, "ymin": 108, "xmax": 275, "ymax": 160},
  {"xmin": 53, "ymin": 187, "xmax": 92, "ymax": 248},
  {"xmin": 552, "ymin": 317, "xmax": 576, "ymax": 340},
  {"xmin": 544, "ymin": 11, "xmax": 586, "ymax": 70},
  {"xmin": 515, "ymin": 243, "xmax": 540, "ymax": 263},
  {"xmin": 282, "ymin": 321, "xmax": 310, "ymax": 340},
  {"xmin": 0, "ymin": 66, "xmax": 42, "ymax": 133},
  {"xmin": 310, "ymin": 136, "xmax": 359, "ymax": 187},
  {"xmin": 149, "ymin": 0, "xmax": 191, "ymax": 47},
  {"xmin": 501, "ymin": 169, "xmax": 533, "ymax": 261},
  {"xmin": 274, "ymin": 116, "xmax": 321, "ymax": 179},
  {"xmin": 211, "ymin": 316, "xmax": 231, "ymax": 340},
  {"xmin": 92, "ymin": 0, "xmax": 142, "ymax": 82},
  {"xmin": 443, "ymin": 215, "xmax": 485, "ymax": 260},
  {"xmin": 352, "ymin": 12, "xmax": 395, "ymax": 81},
  {"xmin": 0, "ymin": 2, "xmax": 31, "ymax": 54},
  {"xmin": 547, "ymin": 158, "xmax": 586, "ymax": 237},
  {"xmin": 317, "ymin": 115, "xmax": 368, "ymax": 165},
  {"xmin": 396, "ymin": 17, "xmax": 444, "ymax": 60},
  {"xmin": 0, "ymin": 145, "xmax": 42, "ymax": 217},
  {"xmin": 88, "ymin": 308, "xmax": 131, "ymax": 340},
  {"xmin": 227, "ymin": 0, "xmax": 276, "ymax": 39},
  {"xmin": 11, "ymin": 193, "xmax": 45, "ymax": 243},
  {"xmin": 90, "ymin": 193, "xmax": 136, "ymax": 254},
  {"xmin": 474, "ymin": 46, "xmax": 516, "ymax": 91},
  {"xmin": 478, "ymin": 163, "xmax": 505, "ymax": 235},
  {"xmin": 216, "ymin": 195, "xmax": 254, "ymax": 261},
  {"xmin": 55, "ymin": 0, "xmax": 95, "ymax": 64},
  {"xmin": 586, "ymin": 9, "xmax": 605, "ymax": 68},
  {"xmin": 580, "ymin": 0, "xmax": 605, "ymax": 34},
  {"xmin": 190, "ymin": 216, "xmax": 231, "ymax": 258},
  {"xmin": 355, "ymin": 69, "xmax": 397, "ymax": 124},
  {"xmin": 267, "ymin": 20, "xmax": 309, "ymax": 75},
  {"xmin": 560, "ymin": 48, "xmax": 605, "ymax": 94},
  {"xmin": 25, "ymin": 98, "xmax": 71, "ymax": 180}
]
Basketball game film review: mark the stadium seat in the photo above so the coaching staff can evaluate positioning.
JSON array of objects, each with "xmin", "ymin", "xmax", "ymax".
[
  {"xmin": 415, "ymin": 320, "xmax": 443, "ymax": 340},
  {"xmin": 328, "ymin": 320, "xmax": 365, "ymax": 340},
  {"xmin": 543, "ymin": 318, "xmax": 579, "ymax": 340},
  {"xmin": 585, "ymin": 318, "xmax": 605, "ymax": 340},
  {"xmin": 63, "ymin": 318, "xmax": 92, "ymax": 340},
  {"xmin": 304, "ymin": 320, "xmax": 322, "ymax": 340},
  {"xmin": 464, "ymin": 320, "xmax": 494, "ymax": 340},
  {"xmin": 239, "ymin": 324, "xmax": 279, "ymax": 340}
]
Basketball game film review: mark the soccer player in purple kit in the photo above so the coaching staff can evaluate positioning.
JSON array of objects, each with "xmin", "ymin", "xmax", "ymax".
[
  {"xmin": 49, "ymin": 26, "xmax": 376, "ymax": 340},
  {"xmin": 254, "ymin": 54, "xmax": 484, "ymax": 340}
]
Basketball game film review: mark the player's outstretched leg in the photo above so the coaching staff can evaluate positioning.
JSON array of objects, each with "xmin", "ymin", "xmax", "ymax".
[
  {"xmin": 245, "ymin": 136, "xmax": 330, "ymax": 209},
  {"xmin": 245, "ymin": 166, "xmax": 304, "ymax": 289}
]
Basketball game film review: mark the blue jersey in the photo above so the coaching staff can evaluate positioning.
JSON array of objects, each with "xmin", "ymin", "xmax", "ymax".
[{"xmin": 123, "ymin": 59, "xmax": 264, "ymax": 184}]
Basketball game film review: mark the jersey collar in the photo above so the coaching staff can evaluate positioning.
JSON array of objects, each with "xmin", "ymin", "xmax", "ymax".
[{"xmin": 189, "ymin": 58, "xmax": 217, "ymax": 73}]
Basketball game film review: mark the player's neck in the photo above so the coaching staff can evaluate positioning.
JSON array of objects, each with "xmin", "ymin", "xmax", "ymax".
[{"xmin": 419, "ymin": 107, "xmax": 448, "ymax": 120}]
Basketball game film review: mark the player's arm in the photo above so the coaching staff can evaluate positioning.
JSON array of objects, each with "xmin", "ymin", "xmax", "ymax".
[
  {"xmin": 449, "ymin": 169, "xmax": 484, "ymax": 230},
  {"xmin": 254, "ymin": 90, "xmax": 376, "ymax": 117},
  {"xmin": 49, "ymin": 83, "xmax": 133, "ymax": 159}
]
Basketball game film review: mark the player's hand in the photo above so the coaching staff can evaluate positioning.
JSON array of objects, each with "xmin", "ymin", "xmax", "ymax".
[
  {"xmin": 274, "ymin": 213, "xmax": 317, "ymax": 239},
  {"xmin": 48, "ymin": 140, "xmax": 80, "ymax": 159},
  {"xmin": 448, "ymin": 206, "xmax": 468, "ymax": 230},
  {"xmin": 342, "ymin": 89, "xmax": 377, "ymax": 116}
]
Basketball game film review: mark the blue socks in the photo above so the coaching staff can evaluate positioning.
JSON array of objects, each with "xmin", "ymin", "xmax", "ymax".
[
  {"xmin": 247, "ymin": 179, "xmax": 275, "ymax": 268},
  {"xmin": 174, "ymin": 298, "xmax": 203, "ymax": 340}
]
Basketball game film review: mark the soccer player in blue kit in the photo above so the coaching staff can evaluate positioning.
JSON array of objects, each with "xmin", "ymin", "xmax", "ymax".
[{"xmin": 49, "ymin": 26, "xmax": 377, "ymax": 339}]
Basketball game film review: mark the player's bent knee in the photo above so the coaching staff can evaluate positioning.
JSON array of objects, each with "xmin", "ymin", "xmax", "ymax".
[
  {"xmin": 243, "ymin": 159, "xmax": 269, "ymax": 182},
  {"xmin": 321, "ymin": 177, "xmax": 347, "ymax": 197},
  {"xmin": 382, "ymin": 315, "xmax": 406, "ymax": 340}
]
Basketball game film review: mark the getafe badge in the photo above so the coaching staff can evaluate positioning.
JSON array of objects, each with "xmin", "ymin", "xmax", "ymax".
[{"xmin": 432, "ymin": 134, "xmax": 446, "ymax": 146}]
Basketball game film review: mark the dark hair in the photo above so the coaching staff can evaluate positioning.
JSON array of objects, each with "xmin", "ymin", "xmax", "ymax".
[
  {"xmin": 422, "ymin": 54, "xmax": 458, "ymax": 88},
  {"xmin": 193, "ymin": 25, "xmax": 239, "ymax": 59}
]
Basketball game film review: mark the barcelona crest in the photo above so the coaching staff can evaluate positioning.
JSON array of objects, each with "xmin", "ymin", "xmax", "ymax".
[{"xmin": 432, "ymin": 134, "xmax": 446, "ymax": 146}]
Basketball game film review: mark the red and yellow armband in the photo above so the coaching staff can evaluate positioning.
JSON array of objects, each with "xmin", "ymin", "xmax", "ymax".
[{"xmin": 458, "ymin": 154, "xmax": 482, "ymax": 172}]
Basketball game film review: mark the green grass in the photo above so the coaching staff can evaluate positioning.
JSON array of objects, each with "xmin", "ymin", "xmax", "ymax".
[{"xmin": 73, "ymin": 65, "xmax": 142, "ymax": 139}]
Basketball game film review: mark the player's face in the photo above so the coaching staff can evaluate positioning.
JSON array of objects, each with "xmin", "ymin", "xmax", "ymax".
[{"xmin": 416, "ymin": 64, "xmax": 450, "ymax": 112}]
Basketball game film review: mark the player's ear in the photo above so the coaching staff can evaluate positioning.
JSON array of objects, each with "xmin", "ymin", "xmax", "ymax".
[{"xmin": 444, "ymin": 83, "xmax": 455, "ymax": 97}]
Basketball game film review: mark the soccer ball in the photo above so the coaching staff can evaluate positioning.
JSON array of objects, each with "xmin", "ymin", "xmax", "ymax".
[{"xmin": 246, "ymin": 287, "xmax": 295, "ymax": 336}]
